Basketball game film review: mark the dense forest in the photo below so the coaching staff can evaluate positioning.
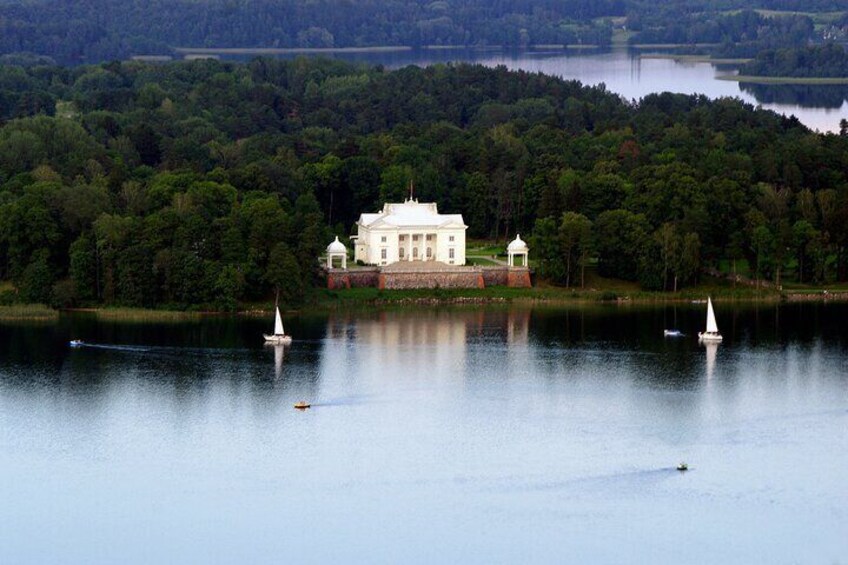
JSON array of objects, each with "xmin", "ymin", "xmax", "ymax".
[
  {"xmin": 0, "ymin": 0, "xmax": 620, "ymax": 65},
  {"xmin": 740, "ymin": 43, "xmax": 848, "ymax": 77},
  {"xmin": 0, "ymin": 0, "xmax": 845, "ymax": 65},
  {"xmin": 0, "ymin": 58, "xmax": 847, "ymax": 309},
  {"xmin": 627, "ymin": 9, "xmax": 816, "ymax": 57}
]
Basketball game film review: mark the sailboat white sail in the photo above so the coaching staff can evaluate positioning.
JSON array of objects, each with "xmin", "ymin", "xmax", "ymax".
[
  {"xmin": 274, "ymin": 307, "xmax": 284, "ymax": 335},
  {"xmin": 264, "ymin": 306, "xmax": 292, "ymax": 345},
  {"xmin": 698, "ymin": 297, "xmax": 722, "ymax": 342}
]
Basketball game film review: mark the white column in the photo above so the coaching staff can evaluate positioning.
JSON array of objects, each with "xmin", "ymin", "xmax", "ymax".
[{"xmin": 407, "ymin": 233, "xmax": 412, "ymax": 261}]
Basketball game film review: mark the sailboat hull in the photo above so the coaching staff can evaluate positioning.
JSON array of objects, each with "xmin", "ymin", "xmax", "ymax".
[
  {"xmin": 263, "ymin": 334, "xmax": 292, "ymax": 345},
  {"xmin": 698, "ymin": 332, "xmax": 723, "ymax": 342}
]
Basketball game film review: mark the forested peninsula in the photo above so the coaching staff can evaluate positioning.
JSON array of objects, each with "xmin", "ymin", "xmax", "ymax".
[
  {"xmin": 738, "ymin": 43, "xmax": 848, "ymax": 79},
  {"xmin": 0, "ymin": 59, "xmax": 847, "ymax": 311}
]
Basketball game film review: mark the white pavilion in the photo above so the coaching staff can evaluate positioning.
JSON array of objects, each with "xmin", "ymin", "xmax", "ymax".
[
  {"xmin": 352, "ymin": 198, "xmax": 467, "ymax": 266},
  {"xmin": 325, "ymin": 236, "xmax": 347, "ymax": 269},
  {"xmin": 507, "ymin": 234, "xmax": 529, "ymax": 267}
]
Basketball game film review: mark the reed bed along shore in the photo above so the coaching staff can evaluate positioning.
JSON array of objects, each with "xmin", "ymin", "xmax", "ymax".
[
  {"xmin": 0, "ymin": 304, "xmax": 59, "ymax": 321},
  {"xmin": 90, "ymin": 308, "xmax": 204, "ymax": 322}
]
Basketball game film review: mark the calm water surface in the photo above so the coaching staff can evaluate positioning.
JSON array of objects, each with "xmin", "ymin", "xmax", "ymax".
[
  {"xmin": 1, "ymin": 304, "xmax": 846, "ymax": 563},
  {"xmin": 249, "ymin": 48, "xmax": 848, "ymax": 132}
]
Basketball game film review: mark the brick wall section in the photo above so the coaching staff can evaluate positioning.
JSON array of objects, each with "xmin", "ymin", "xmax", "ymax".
[
  {"xmin": 327, "ymin": 268, "xmax": 380, "ymax": 289},
  {"xmin": 507, "ymin": 268, "xmax": 532, "ymax": 288},
  {"xmin": 326, "ymin": 266, "xmax": 531, "ymax": 289},
  {"xmin": 481, "ymin": 267, "xmax": 508, "ymax": 287}
]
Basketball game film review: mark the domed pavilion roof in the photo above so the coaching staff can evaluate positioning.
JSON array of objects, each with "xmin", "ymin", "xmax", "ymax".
[
  {"xmin": 507, "ymin": 234, "xmax": 528, "ymax": 252},
  {"xmin": 327, "ymin": 236, "xmax": 346, "ymax": 253}
]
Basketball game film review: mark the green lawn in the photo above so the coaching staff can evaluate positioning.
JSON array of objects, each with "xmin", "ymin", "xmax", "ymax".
[
  {"xmin": 466, "ymin": 239, "xmax": 508, "ymax": 257},
  {"xmin": 466, "ymin": 257, "xmax": 501, "ymax": 266}
]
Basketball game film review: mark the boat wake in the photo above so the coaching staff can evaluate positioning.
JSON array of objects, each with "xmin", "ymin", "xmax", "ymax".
[
  {"xmin": 69, "ymin": 342, "xmax": 152, "ymax": 353},
  {"xmin": 309, "ymin": 395, "xmax": 380, "ymax": 407},
  {"xmin": 508, "ymin": 467, "xmax": 686, "ymax": 494}
]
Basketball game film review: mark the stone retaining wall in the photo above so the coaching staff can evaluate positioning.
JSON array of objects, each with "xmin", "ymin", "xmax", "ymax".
[
  {"xmin": 380, "ymin": 270, "xmax": 484, "ymax": 290},
  {"xmin": 326, "ymin": 265, "xmax": 531, "ymax": 289}
]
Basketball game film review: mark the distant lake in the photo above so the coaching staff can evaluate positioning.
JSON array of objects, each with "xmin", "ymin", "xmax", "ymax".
[
  {"xmin": 215, "ymin": 47, "xmax": 848, "ymax": 133},
  {"xmin": 1, "ymin": 303, "xmax": 846, "ymax": 563}
]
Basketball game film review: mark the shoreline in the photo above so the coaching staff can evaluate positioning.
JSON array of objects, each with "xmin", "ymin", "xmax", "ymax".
[
  {"xmin": 640, "ymin": 54, "xmax": 751, "ymax": 64},
  {"xmin": 717, "ymin": 74, "xmax": 848, "ymax": 85},
  {"xmin": 173, "ymin": 46, "xmax": 414, "ymax": 55},
  {"xmin": 37, "ymin": 287, "xmax": 848, "ymax": 319}
]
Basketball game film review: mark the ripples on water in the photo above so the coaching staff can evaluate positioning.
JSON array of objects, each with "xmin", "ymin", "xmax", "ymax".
[{"xmin": 0, "ymin": 304, "xmax": 846, "ymax": 563}]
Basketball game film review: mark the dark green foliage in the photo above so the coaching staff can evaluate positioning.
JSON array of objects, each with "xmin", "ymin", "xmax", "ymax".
[
  {"xmin": 0, "ymin": 57, "xmax": 846, "ymax": 309},
  {"xmin": 741, "ymin": 44, "xmax": 848, "ymax": 78},
  {"xmin": 265, "ymin": 243, "xmax": 304, "ymax": 307},
  {"xmin": 18, "ymin": 249, "xmax": 54, "ymax": 304},
  {"xmin": 0, "ymin": 0, "xmax": 837, "ymax": 70},
  {"xmin": 69, "ymin": 233, "xmax": 98, "ymax": 301},
  {"xmin": 0, "ymin": 0, "xmax": 621, "ymax": 65},
  {"xmin": 532, "ymin": 217, "xmax": 566, "ymax": 283},
  {"xmin": 628, "ymin": 7, "xmax": 818, "ymax": 57},
  {"xmin": 594, "ymin": 210, "xmax": 650, "ymax": 281}
]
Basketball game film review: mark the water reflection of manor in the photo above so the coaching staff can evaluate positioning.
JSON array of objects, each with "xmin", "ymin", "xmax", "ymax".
[{"xmin": 321, "ymin": 310, "xmax": 531, "ymax": 384}]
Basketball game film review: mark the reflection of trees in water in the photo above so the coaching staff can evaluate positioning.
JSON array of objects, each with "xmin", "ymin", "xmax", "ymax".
[{"xmin": 738, "ymin": 82, "xmax": 848, "ymax": 109}]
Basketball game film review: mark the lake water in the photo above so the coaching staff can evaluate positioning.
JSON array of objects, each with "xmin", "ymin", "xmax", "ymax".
[
  {"xmin": 236, "ymin": 47, "xmax": 848, "ymax": 133},
  {"xmin": 1, "ymin": 303, "xmax": 846, "ymax": 563}
]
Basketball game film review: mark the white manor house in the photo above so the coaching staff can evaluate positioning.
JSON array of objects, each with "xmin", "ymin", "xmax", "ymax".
[{"xmin": 352, "ymin": 198, "xmax": 467, "ymax": 266}]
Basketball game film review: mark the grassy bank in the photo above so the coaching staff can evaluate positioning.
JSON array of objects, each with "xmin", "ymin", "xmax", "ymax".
[
  {"xmin": 0, "ymin": 304, "xmax": 59, "ymax": 321},
  {"xmin": 718, "ymin": 74, "xmax": 848, "ymax": 84},
  {"xmin": 314, "ymin": 282, "xmax": 787, "ymax": 310},
  {"xmin": 641, "ymin": 54, "xmax": 752, "ymax": 65},
  {"xmin": 629, "ymin": 43, "xmax": 721, "ymax": 50}
]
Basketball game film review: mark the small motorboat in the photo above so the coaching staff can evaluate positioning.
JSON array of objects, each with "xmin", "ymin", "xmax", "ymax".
[
  {"xmin": 294, "ymin": 401, "xmax": 311, "ymax": 410},
  {"xmin": 677, "ymin": 462, "xmax": 688, "ymax": 471},
  {"xmin": 663, "ymin": 329, "xmax": 683, "ymax": 337},
  {"xmin": 69, "ymin": 340, "xmax": 84, "ymax": 348}
]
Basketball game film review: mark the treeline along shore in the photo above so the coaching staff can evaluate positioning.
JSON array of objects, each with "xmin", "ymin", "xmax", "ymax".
[
  {"xmin": 0, "ymin": 0, "xmax": 844, "ymax": 67},
  {"xmin": 0, "ymin": 58, "xmax": 847, "ymax": 313}
]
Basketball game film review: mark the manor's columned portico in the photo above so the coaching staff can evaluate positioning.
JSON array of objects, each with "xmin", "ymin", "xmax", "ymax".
[{"xmin": 352, "ymin": 199, "xmax": 467, "ymax": 266}]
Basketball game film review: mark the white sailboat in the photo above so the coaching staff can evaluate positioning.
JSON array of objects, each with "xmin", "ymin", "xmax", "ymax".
[
  {"xmin": 697, "ymin": 297, "xmax": 723, "ymax": 342},
  {"xmin": 263, "ymin": 306, "xmax": 292, "ymax": 345}
]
